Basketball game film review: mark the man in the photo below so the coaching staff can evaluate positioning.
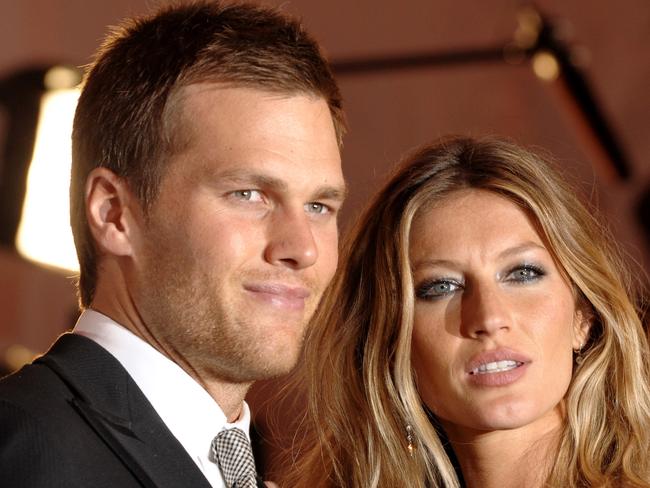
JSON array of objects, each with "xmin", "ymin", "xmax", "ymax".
[{"xmin": 0, "ymin": 2, "xmax": 346, "ymax": 487}]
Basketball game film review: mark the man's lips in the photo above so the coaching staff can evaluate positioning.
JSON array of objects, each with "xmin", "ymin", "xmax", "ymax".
[{"xmin": 243, "ymin": 282, "xmax": 311, "ymax": 310}]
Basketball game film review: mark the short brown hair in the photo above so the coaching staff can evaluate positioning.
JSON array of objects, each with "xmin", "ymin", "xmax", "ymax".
[{"xmin": 70, "ymin": 1, "xmax": 345, "ymax": 307}]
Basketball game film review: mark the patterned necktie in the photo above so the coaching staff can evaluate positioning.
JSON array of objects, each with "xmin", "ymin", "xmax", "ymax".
[{"xmin": 211, "ymin": 427, "xmax": 258, "ymax": 488}]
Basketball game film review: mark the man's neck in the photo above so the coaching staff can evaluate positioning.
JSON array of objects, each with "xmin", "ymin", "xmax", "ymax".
[
  {"xmin": 204, "ymin": 382, "xmax": 251, "ymax": 422},
  {"xmin": 89, "ymin": 295, "xmax": 252, "ymax": 422},
  {"xmin": 176, "ymin": 355, "xmax": 253, "ymax": 422}
]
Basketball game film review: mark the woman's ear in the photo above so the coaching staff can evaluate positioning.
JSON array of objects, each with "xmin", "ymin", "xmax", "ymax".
[
  {"xmin": 85, "ymin": 167, "xmax": 139, "ymax": 257},
  {"xmin": 572, "ymin": 302, "xmax": 593, "ymax": 350}
]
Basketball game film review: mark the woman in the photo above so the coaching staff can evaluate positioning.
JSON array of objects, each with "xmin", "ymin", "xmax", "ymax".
[{"xmin": 283, "ymin": 136, "xmax": 650, "ymax": 487}]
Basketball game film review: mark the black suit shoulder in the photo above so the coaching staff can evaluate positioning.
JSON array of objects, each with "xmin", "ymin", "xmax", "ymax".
[
  {"xmin": 0, "ymin": 334, "xmax": 214, "ymax": 488},
  {"xmin": 1, "ymin": 373, "xmax": 85, "ymax": 488},
  {"xmin": 0, "ymin": 341, "xmax": 150, "ymax": 487}
]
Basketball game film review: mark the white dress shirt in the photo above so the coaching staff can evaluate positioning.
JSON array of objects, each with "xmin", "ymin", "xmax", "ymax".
[{"xmin": 74, "ymin": 309, "xmax": 251, "ymax": 488}]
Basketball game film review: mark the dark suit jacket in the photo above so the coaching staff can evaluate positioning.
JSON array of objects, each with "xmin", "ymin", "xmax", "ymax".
[{"xmin": 0, "ymin": 333, "xmax": 257, "ymax": 488}]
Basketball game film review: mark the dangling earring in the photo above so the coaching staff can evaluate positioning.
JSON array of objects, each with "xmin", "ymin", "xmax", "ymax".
[
  {"xmin": 405, "ymin": 424, "xmax": 415, "ymax": 456},
  {"xmin": 573, "ymin": 344, "xmax": 585, "ymax": 365}
]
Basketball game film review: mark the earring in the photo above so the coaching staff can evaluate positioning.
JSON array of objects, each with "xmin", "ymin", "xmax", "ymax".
[
  {"xmin": 573, "ymin": 344, "xmax": 585, "ymax": 365},
  {"xmin": 405, "ymin": 424, "xmax": 415, "ymax": 456}
]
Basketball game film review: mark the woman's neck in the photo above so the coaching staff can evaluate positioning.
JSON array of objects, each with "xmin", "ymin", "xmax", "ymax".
[{"xmin": 444, "ymin": 409, "xmax": 563, "ymax": 488}]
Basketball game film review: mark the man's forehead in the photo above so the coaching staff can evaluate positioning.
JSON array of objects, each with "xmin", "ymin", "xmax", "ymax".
[
  {"xmin": 168, "ymin": 82, "xmax": 335, "ymax": 142},
  {"xmin": 164, "ymin": 82, "xmax": 343, "ymax": 189},
  {"xmin": 172, "ymin": 82, "xmax": 320, "ymax": 109}
]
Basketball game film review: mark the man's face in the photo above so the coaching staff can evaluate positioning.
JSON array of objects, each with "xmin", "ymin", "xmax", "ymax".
[{"xmin": 132, "ymin": 84, "xmax": 344, "ymax": 384}]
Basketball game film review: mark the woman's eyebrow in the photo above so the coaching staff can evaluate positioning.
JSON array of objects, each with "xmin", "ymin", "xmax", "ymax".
[{"xmin": 496, "ymin": 241, "xmax": 546, "ymax": 260}]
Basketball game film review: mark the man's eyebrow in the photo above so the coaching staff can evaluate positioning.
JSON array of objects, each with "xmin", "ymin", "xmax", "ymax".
[
  {"xmin": 313, "ymin": 184, "xmax": 348, "ymax": 202},
  {"xmin": 215, "ymin": 169, "xmax": 348, "ymax": 201},
  {"xmin": 218, "ymin": 171, "xmax": 288, "ymax": 191}
]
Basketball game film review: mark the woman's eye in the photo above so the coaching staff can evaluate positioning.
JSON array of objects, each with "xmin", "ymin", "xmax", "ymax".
[
  {"xmin": 415, "ymin": 279, "xmax": 462, "ymax": 300},
  {"xmin": 231, "ymin": 189, "xmax": 263, "ymax": 202},
  {"xmin": 506, "ymin": 265, "xmax": 545, "ymax": 283}
]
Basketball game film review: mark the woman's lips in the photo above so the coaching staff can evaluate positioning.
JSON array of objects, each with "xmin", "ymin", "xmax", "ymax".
[
  {"xmin": 470, "ymin": 359, "xmax": 522, "ymax": 375},
  {"xmin": 243, "ymin": 282, "xmax": 311, "ymax": 311},
  {"xmin": 465, "ymin": 348, "xmax": 531, "ymax": 387}
]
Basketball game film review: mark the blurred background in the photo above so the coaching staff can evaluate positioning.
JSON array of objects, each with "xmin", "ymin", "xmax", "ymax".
[{"xmin": 0, "ymin": 0, "xmax": 648, "ymax": 408}]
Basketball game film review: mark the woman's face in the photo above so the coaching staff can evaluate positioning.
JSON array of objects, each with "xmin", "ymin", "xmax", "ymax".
[{"xmin": 409, "ymin": 189, "xmax": 589, "ymax": 439}]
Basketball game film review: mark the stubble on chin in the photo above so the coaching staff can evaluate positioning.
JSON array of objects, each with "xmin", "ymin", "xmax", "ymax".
[
  {"xmin": 138, "ymin": 231, "xmax": 321, "ymax": 385},
  {"xmin": 149, "ymin": 279, "xmax": 312, "ymax": 385}
]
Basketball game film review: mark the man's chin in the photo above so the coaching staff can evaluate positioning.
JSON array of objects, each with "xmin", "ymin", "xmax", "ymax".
[
  {"xmin": 257, "ymin": 350, "xmax": 303, "ymax": 379},
  {"xmin": 220, "ymin": 345, "xmax": 303, "ymax": 383}
]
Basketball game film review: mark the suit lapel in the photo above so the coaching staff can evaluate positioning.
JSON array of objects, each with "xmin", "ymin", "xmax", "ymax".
[{"xmin": 37, "ymin": 333, "xmax": 212, "ymax": 488}]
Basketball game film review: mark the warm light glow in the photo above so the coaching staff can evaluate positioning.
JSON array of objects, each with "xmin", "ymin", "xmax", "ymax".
[
  {"xmin": 514, "ymin": 6, "xmax": 542, "ymax": 50},
  {"xmin": 532, "ymin": 51, "xmax": 560, "ymax": 81},
  {"xmin": 44, "ymin": 66, "xmax": 81, "ymax": 90},
  {"xmin": 15, "ymin": 88, "xmax": 80, "ymax": 272},
  {"xmin": 4, "ymin": 344, "xmax": 37, "ymax": 372}
]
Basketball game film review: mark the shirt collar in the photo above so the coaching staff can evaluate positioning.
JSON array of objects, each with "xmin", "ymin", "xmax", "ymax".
[{"xmin": 73, "ymin": 309, "xmax": 251, "ymax": 470}]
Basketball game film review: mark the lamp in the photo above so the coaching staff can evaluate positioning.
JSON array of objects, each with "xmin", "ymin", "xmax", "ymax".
[{"xmin": 0, "ymin": 65, "xmax": 82, "ymax": 272}]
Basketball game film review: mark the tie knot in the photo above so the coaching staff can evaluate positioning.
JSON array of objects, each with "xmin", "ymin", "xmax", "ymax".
[{"xmin": 211, "ymin": 428, "xmax": 258, "ymax": 488}]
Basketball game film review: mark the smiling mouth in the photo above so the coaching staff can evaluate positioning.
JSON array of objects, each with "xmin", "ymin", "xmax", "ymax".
[
  {"xmin": 470, "ymin": 360, "xmax": 524, "ymax": 375},
  {"xmin": 243, "ymin": 282, "xmax": 311, "ymax": 311}
]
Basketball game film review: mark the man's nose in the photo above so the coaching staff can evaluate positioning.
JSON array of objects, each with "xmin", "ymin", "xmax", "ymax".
[{"xmin": 263, "ymin": 206, "xmax": 318, "ymax": 269}]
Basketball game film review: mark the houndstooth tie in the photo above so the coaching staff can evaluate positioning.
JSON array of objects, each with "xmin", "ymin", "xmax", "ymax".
[{"xmin": 211, "ymin": 427, "xmax": 258, "ymax": 488}]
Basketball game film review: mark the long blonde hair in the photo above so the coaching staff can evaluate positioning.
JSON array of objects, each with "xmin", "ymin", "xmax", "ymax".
[{"xmin": 281, "ymin": 136, "xmax": 650, "ymax": 487}]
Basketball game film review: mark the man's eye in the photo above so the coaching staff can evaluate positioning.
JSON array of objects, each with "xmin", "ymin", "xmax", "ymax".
[
  {"xmin": 505, "ymin": 265, "xmax": 545, "ymax": 283},
  {"xmin": 305, "ymin": 202, "xmax": 330, "ymax": 215},
  {"xmin": 231, "ymin": 190, "xmax": 263, "ymax": 202},
  {"xmin": 415, "ymin": 279, "xmax": 463, "ymax": 300}
]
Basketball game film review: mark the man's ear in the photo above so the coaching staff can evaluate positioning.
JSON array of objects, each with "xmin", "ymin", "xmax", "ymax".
[
  {"xmin": 572, "ymin": 303, "xmax": 593, "ymax": 350},
  {"xmin": 85, "ymin": 167, "xmax": 140, "ymax": 257}
]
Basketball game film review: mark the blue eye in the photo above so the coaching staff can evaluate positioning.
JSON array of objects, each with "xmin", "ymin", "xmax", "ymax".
[
  {"xmin": 231, "ymin": 189, "xmax": 263, "ymax": 202},
  {"xmin": 305, "ymin": 202, "xmax": 330, "ymax": 214},
  {"xmin": 506, "ymin": 264, "xmax": 545, "ymax": 283},
  {"xmin": 415, "ymin": 279, "xmax": 463, "ymax": 300}
]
